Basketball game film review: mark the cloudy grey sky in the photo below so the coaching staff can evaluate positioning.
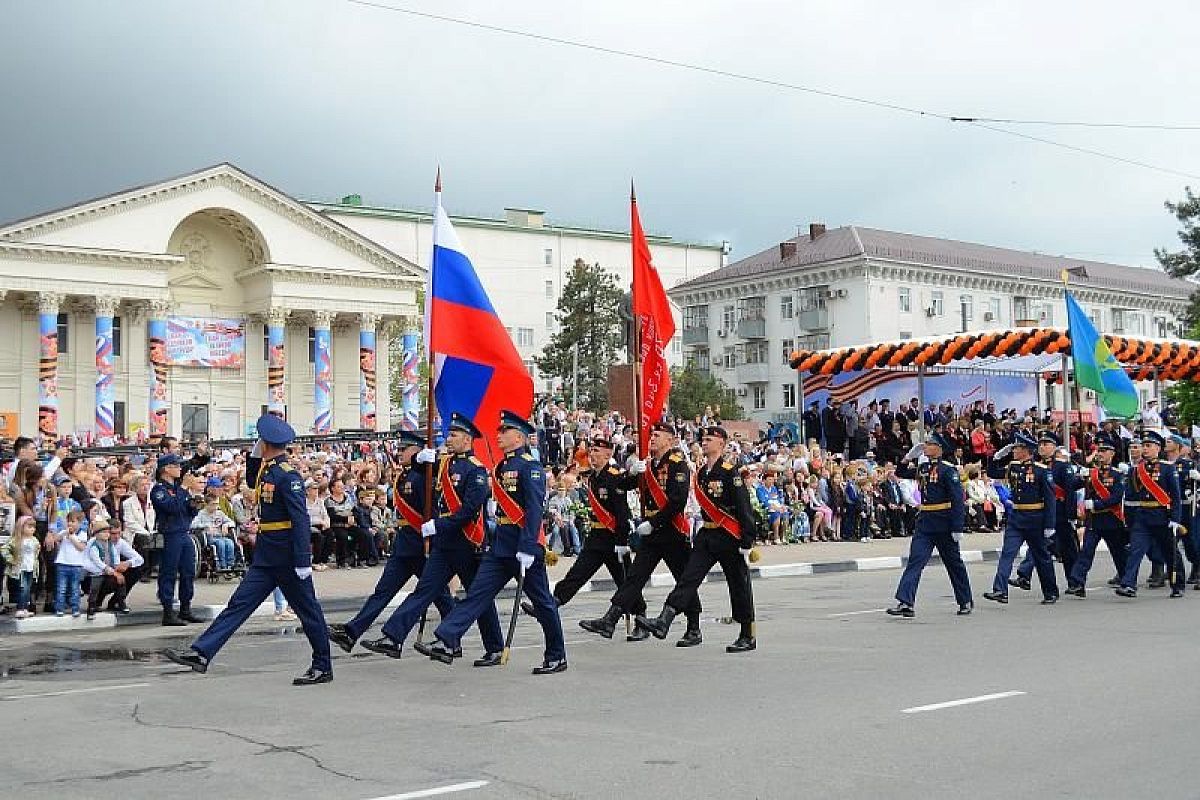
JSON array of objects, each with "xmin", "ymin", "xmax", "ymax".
[{"xmin": 2, "ymin": 0, "xmax": 1196, "ymax": 268}]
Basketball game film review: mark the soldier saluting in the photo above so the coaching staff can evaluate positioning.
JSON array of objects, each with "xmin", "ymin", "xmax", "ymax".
[
  {"xmin": 579, "ymin": 422, "xmax": 700, "ymax": 645},
  {"xmin": 638, "ymin": 425, "xmax": 757, "ymax": 653}
]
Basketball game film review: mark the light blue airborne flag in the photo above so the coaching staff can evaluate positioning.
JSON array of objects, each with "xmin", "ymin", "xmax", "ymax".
[{"xmin": 1065, "ymin": 291, "xmax": 1139, "ymax": 418}]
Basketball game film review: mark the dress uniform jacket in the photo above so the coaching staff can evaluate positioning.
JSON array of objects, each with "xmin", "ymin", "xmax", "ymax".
[
  {"xmin": 246, "ymin": 453, "xmax": 311, "ymax": 568},
  {"xmin": 581, "ymin": 465, "xmax": 631, "ymax": 547},
  {"xmin": 491, "ymin": 446, "xmax": 546, "ymax": 557},
  {"xmin": 431, "ymin": 453, "xmax": 490, "ymax": 552},
  {"xmin": 988, "ymin": 458, "xmax": 1056, "ymax": 530},
  {"xmin": 694, "ymin": 458, "xmax": 756, "ymax": 548},
  {"xmin": 619, "ymin": 450, "xmax": 690, "ymax": 538},
  {"xmin": 895, "ymin": 459, "xmax": 965, "ymax": 535}
]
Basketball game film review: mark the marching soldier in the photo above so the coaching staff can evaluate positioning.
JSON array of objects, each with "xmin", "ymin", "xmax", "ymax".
[
  {"xmin": 1065, "ymin": 440, "xmax": 1128, "ymax": 596},
  {"xmin": 1115, "ymin": 429, "xmax": 1186, "ymax": 598},
  {"xmin": 579, "ymin": 422, "xmax": 701, "ymax": 645},
  {"xmin": 1010, "ymin": 433, "xmax": 1080, "ymax": 591},
  {"xmin": 326, "ymin": 431, "xmax": 454, "ymax": 653},
  {"xmin": 1164, "ymin": 434, "xmax": 1200, "ymax": 586},
  {"xmin": 983, "ymin": 430, "xmax": 1059, "ymax": 605},
  {"xmin": 164, "ymin": 414, "xmax": 332, "ymax": 685},
  {"xmin": 426, "ymin": 410, "xmax": 568, "ymax": 675},
  {"xmin": 638, "ymin": 425, "xmax": 757, "ymax": 653},
  {"xmin": 521, "ymin": 436, "xmax": 634, "ymax": 617},
  {"xmin": 886, "ymin": 432, "xmax": 972, "ymax": 618},
  {"xmin": 359, "ymin": 413, "xmax": 505, "ymax": 665}
]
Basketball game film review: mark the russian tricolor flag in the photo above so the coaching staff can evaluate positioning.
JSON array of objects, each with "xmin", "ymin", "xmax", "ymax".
[{"xmin": 426, "ymin": 175, "xmax": 533, "ymax": 464}]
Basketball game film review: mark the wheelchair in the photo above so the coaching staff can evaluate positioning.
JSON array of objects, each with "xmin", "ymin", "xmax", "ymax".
[{"xmin": 191, "ymin": 528, "xmax": 247, "ymax": 584}]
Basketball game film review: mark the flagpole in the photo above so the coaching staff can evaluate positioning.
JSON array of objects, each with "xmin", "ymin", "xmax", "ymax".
[
  {"xmin": 631, "ymin": 181, "xmax": 645, "ymax": 460},
  {"xmin": 1060, "ymin": 271, "xmax": 1072, "ymax": 448},
  {"xmin": 424, "ymin": 168, "xmax": 441, "ymax": 525}
]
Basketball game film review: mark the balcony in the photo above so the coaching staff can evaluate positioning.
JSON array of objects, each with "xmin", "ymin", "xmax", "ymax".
[
  {"xmin": 1015, "ymin": 318, "xmax": 1039, "ymax": 328},
  {"xmin": 797, "ymin": 307, "xmax": 828, "ymax": 331},
  {"xmin": 736, "ymin": 361, "xmax": 770, "ymax": 384},
  {"xmin": 682, "ymin": 325, "xmax": 709, "ymax": 346},
  {"xmin": 736, "ymin": 317, "xmax": 766, "ymax": 339}
]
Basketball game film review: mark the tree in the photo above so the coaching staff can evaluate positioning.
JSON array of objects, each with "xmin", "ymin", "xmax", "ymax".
[
  {"xmin": 534, "ymin": 259, "xmax": 624, "ymax": 411},
  {"xmin": 1167, "ymin": 322, "xmax": 1200, "ymax": 427},
  {"xmin": 668, "ymin": 366, "xmax": 744, "ymax": 421},
  {"xmin": 1155, "ymin": 187, "xmax": 1200, "ymax": 326}
]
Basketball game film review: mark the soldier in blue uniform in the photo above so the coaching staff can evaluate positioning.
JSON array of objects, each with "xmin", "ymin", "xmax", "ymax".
[
  {"xmin": 1010, "ymin": 433, "xmax": 1081, "ymax": 591},
  {"xmin": 1116, "ymin": 429, "xmax": 1187, "ymax": 598},
  {"xmin": 1065, "ymin": 440, "xmax": 1128, "ymax": 596},
  {"xmin": 359, "ymin": 413, "xmax": 505, "ymax": 665},
  {"xmin": 326, "ymin": 431, "xmax": 454, "ymax": 653},
  {"xmin": 886, "ymin": 432, "xmax": 972, "ymax": 617},
  {"xmin": 151, "ymin": 453, "xmax": 203, "ymax": 626},
  {"xmin": 983, "ymin": 430, "xmax": 1059, "ymax": 605},
  {"xmin": 1164, "ymin": 434, "xmax": 1200, "ymax": 586},
  {"xmin": 426, "ymin": 410, "xmax": 568, "ymax": 675},
  {"xmin": 164, "ymin": 414, "xmax": 333, "ymax": 685}
]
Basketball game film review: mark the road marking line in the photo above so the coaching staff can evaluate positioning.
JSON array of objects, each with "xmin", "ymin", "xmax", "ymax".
[
  {"xmin": 828, "ymin": 608, "xmax": 887, "ymax": 617},
  {"xmin": 367, "ymin": 780, "xmax": 489, "ymax": 799},
  {"xmin": 1, "ymin": 682, "xmax": 151, "ymax": 701},
  {"xmin": 902, "ymin": 691, "xmax": 1025, "ymax": 714}
]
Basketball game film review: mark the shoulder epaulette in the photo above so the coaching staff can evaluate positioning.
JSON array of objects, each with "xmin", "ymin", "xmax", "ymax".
[
  {"xmin": 722, "ymin": 460, "xmax": 735, "ymax": 470},
  {"xmin": 608, "ymin": 466, "xmax": 621, "ymax": 475},
  {"xmin": 669, "ymin": 452, "xmax": 684, "ymax": 462},
  {"xmin": 279, "ymin": 463, "xmax": 295, "ymax": 472},
  {"xmin": 468, "ymin": 456, "xmax": 483, "ymax": 466},
  {"xmin": 521, "ymin": 453, "xmax": 535, "ymax": 461}
]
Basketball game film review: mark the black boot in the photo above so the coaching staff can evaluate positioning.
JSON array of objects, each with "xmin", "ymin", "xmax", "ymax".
[
  {"xmin": 626, "ymin": 621, "xmax": 651, "ymax": 641},
  {"xmin": 1148, "ymin": 564, "xmax": 1166, "ymax": 588},
  {"xmin": 635, "ymin": 604, "xmax": 678, "ymax": 640},
  {"xmin": 327, "ymin": 623, "xmax": 355, "ymax": 654},
  {"xmin": 177, "ymin": 605, "xmax": 203, "ymax": 623},
  {"xmin": 521, "ymin": 600, "xmax": 536, "ymax": 617},
  {"xmin": 163, "ymin": 648, "xmax": 208, "ymax": 673},
  {"xmin": 579, "ymin": 605, "xmax": 622, "ymax": 639},
  {"xmin": 162, "ymin": 608, "xmax": 187, "ymax": 626},
  {"xmin": 1008, "ymin": 576, "xmax": 1031, "ymax": 591},
  {"xmin": 726, "ymin": 622, "xmax": 756, "ymax": 653},
  {"xmin": 675, "ymin": 627, "xmax": 703, "ymax": 647}
]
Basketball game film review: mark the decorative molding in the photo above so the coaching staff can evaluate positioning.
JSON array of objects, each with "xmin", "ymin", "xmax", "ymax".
[
  {"xmin": 311, "ymin": 309, "xmax": 336, "ymax": 330},
  {"xmin": 266, "ymin": 307, "xmax": 291, "ymax": 327},
  {"xmin": 235, "ymin": 262, "xmax": 421, "ymax": 290},
  {"xmin": 149, "ymin": 300, "xmax": 175, "ymax": 319},
  {"xmin": 37, "ymin": 292, "xmax": 64, "ymax": 314},
  {"xmin": 359, "ymin": 312, "xmax": 381, "ymax": 332},
  {"xmin": 0, "ymin": 241, "xmax": 184, "ymax": 269},
  {"xmin": 93, "ymin": 296, "xmax": 121, "ymax": 317}
]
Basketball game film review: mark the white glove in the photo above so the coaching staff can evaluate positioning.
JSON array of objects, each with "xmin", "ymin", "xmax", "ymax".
[
  {"xmin": 294, "ymin": 566, "xmax": 312, "ymax": 580},
  {"xmin": 917, "ymin": 454, "xmax": 929, "ymax": 465},
  {"xmin": 516, "ymin": 552, "xmax": 535, "ymax": 572},
  {"xmin": 739, "ymin": 547, "xmax": 752, "ymax": 564},
  {"xmin": 903, "ymin": 442, "xmax": 923, "ymax": 462},
  {"xmin": 951, "ymin": 531, "xmax": 963, "ymax": 543},
  {"xmin": 1043, "ymin": 528, "xmax": 1056, "ymax": 539},
  {"xmin": 1170, "ymin": 521, "xmax": 1187, "ymax": 535},
  {"xmin": 614, "ymin": 545, "xmax": 631, "ymax": 557},
  {"xmin": 1084, "ymin": 499, "xmax": 1094, "ymax": 512},
  {"xmin": 994, "ymin": 444, "xmax": 1014, "ymax": 460},
  {"xmin": 635, "ymin": 520, "xmax": 652, "ymax": 537},
  {"xmin": 628, "ymin": 459, "xmax": 648, "ymax": 476},
  {"xmin": 1074, "ymin": 465, "xmax": 1090, "ymax": 478},
  {"xmin": 1189, "ymin": 469, "xmax": 1200, "ymax": 481},
  {"xmin": 1116, "ymin": 463, "xmax": 1129, "ymax": 474},
  {"xmin": 250, "ymin": 438, "xmax": 264, "ymax": 458},
  {"xmin": 421, "ymin": 520, "xmax": 437, "ymax": 538},
  {"xmin": 416, "ymin": 448, "xmax": 437, "ymax": 464}
]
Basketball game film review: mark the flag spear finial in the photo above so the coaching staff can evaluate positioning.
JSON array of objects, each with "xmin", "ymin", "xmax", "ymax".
[
  {"xmin": 435, "ymin": 166, "xmax": 442, "ymax": 193},
  {"xmin": 630, "ymin": 179, "xmax": 636, "ymax": 202}
]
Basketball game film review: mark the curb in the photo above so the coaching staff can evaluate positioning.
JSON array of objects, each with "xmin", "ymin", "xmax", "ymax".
[{"xmin": 0, "ymin": 546, "xmax": 1005, "ymax": 635}]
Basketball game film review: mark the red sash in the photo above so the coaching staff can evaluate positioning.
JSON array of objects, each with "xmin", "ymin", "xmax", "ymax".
[
  {"xmin": 438, "ymin": 459, "xmax": 485, "ymax": 546},
  {"xmin": 643, "ymin": 465, "xmax": 690, "ymax": 537},
  {"xmin": 585, "ymin": 480, "xmax": 617, "ymax": 531},
  {"xmin": 1136, "ymin": 461, "xmax": 1173, "ymax": 508},
  {"xmin": 692, "ymin": 473, "xmax": 742, "ymax": 541},
  {"xmin": 393, "ymin": 479, "xmax": 425, "ymax": 531},
  {"xmin": 492, "ymin": 469, "xmax": 547, "ymax": 548},
  {"xmin": 1089, "ymin": 468, "xmax": 1124, "ymax": 523}
]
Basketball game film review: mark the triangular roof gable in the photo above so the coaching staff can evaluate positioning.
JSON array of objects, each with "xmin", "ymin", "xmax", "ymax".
[{"xmin": 0, "ymin": 163, "xmax": 424, "ymax": 280}]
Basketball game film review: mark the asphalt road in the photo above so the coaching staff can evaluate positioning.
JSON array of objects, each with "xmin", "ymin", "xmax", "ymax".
[{"xmin": 3, "ymin": 560, "xmax": 1196, "ymax": 800}]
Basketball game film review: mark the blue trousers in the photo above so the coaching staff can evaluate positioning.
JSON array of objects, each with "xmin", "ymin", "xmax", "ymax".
[
  {"xmin": 192, "ymin": 565, "xmax": 331, "ymax": 672},
  {"xmin": 894, "ymin": 530, "xmax": 972, "ymax": 607},
  {"xmin": 435, "ymin": 554, "xmax": 566, "ymax": 662},
  {"xmin": 1068, "ymin": 524, "xmax": 1128, "ymax": 587},
  {"xmin": 1016, "ymin": 517, "xmax": 1078, "ymax": 581},
  {"xmin": 158, "ymin": 533, "xmax": 196, "ymax": 609},
  {"xmin": 343, "ymin": 549, "xmax": 453, "ymax": 641},
  {"xmin": 381, "ymin": 546, "xmax": 503, "ymax": 653},
  {"xmin": 994, "ymin": 524, "xmax": 1058, "ymax": 599},
  {"xmin": 1121, "ymin": 520, "xmax": 1185, "ymax": 592}
]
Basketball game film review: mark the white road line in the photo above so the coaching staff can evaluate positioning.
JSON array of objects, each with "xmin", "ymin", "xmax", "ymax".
[
  {"xmin": 902, "ymin": 691, "xmax": 1025, "ymax": 714},
  {"xmin": 1, "ymin": 682, "xmax": 151, "ymax": 701},
  {"xmin": 827, "ymin": 608, "xmax": 887, "ymax": 617},
  {"xmin": 366, "ymin": 780, "xmax": 489, "ymax": 799}
]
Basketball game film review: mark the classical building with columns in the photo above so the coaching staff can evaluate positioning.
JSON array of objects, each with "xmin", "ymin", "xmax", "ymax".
[{"xmin": 0, "ymin": 164, "xmax": 422, "ymax": 441}]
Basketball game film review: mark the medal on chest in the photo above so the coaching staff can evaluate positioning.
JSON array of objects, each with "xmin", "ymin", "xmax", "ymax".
[
  {"xmin": 707, "ymin": 479, "xmax": 723, "ymax": 497},
  {"xmin": 503, "ymin": 470, "xmax": 519, "ymax": 492},
  {"xmin": 261, "ymin": 482, "xmax": 275, "ymax": 504}
]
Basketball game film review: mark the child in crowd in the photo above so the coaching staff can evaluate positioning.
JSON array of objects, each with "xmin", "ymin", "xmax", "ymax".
[
  {"xmin": 353, "ymin": 487, "xmax": 381, "ymax": 567},
  {"xmin": 371, "ymin": 489, "xmax": 395, "ymax": 558},
  {"xmin": 2, "ymin": 515, "xmax": 41, "ymax": 618},
  {"xmin": 54, "ymin": 510, "xmax": 88, "ymax": 617}
]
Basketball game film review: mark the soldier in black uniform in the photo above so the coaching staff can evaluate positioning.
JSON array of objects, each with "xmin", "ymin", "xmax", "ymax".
[
  {"xmin": 579, "ymin": 422, "xmax": 701, "ymax": 645},
  {"xmin": 638, "ymin": 426, "xmax": 757, "ymax": 653},
  {"xmin": 1065, "ymin": 440, "xmax": 1128, "ymax": 596},
  {"xmin": 521, "ymin": 436, "xmax": 633, "ymax": 617}
]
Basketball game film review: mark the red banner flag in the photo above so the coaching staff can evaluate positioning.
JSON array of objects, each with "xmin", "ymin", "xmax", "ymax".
[{"xmin": 631, "ymin": 187, "xmax": 675, "ymax": 456}]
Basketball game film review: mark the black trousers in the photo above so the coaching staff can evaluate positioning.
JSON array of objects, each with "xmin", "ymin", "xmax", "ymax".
[
  {"xmin": 665, "ymin": 529, "xmax": 754, "ymax": 625},
  {"xmin": 85, "ymin": 565, "xmax": 144, "ymax": 610},
  {"xmin": 611, "ymin": 531, "xmax": 698, "ymax": 623},
  {"xmin": 554, "ymin": 530, "xmax": 637, "ymax": 611}
]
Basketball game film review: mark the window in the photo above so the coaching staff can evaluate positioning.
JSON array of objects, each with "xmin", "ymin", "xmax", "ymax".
[
  {"xmin": 742, "ymin": 341, "xmax": 769, "ymax": 364},
  {"xmin": 798, "ymin": 287, "xmax": 827, "ymax": 312},
  {"xmin": 738, "ymin": 296, "xmax": 766, "ymax": 321},
  {"xmin": 797, "ymin": 333, "xmax": 830, "ymax": 350},
  {"xmin": 515, "ymin": 327, "xmax": 534, "ymax": 347},
  {"xmin": 684, "ymin": 305, "xmax": 709, "ymax": 329},
  {"xmin": 260, "ymin": 404, "xmax": 288, "ymax": 421},
  {"xmin": 898, "ymin": 331, "xmax": 912, "ymax": 340},
  {"xmin": 1129, "ymin": 314, "xmax": 1145, "ymax": 335},
  {"xmin": 307, "ymin": 327, "xmax": 316, "ymax": 363},
  {"xmin": 987, "ymin": 297, "xmax": 1001, "ymax": 322},
  {"xmin": 113, "ymin": 401, "xmax": 126, "ymax": 438},
  {"xmin": 1112, "ymin": 309, "xmax": 1126, "ymax": 332},
  {"xmin": 112, "ymin": 316, "xmax": 122, "ymax": 357},
  {"xmin": 671, "ymin": 336, "xmax": 681, "ymax": 354},
  {"xmin": 752, "ymin": 385, "xmax": 767, "ymax": 410},
  {"xmin": 1014, "ymin": 296, "xmax": 1031, "ymax": 322},
  {"xmin": 545, "ymin": 280, "xmax": 554, "ymax": 299},
  {"xmin": 1087, "ymin": 307, "xmax": 1101, "ymax": 328},
  {"xmin": 960, "ymin": 295, "xmax": 973, "ymax": 322},
  {"xmin": 57, "ymin": 312, "xmax": 69, "ymax": 354},
  {"xmin": 781, "ymin": 338, "xmax": 795, "ymax": 365},
  {"xmin": 1155, "ymin": 316, "xmax": 1169, "ymax": 337},
  {"xmin": 543, "ymin": 248, "xmax": 553, "ymax": 266},
  {"xmin": 899, "ymin": 287, "xmax": 912, "ymax": 313},
  {"xmin": 722, "ymin": 305, "xmax": 736, "ymax": 331},
  {"xmin": 780, "ymin": 294, "xmax": 794, "ymax": 319},
  {"xmin": 545, "ymin": 312, "xmax": 555, "ymax": 330},
  {"xmin": 722, "ymin": 346, "xmax": 736, "ymax": 370},
  {"xmin": 930, "ymin": 291, "xmax": 944, "ymax": 316},
  {"xmin": 263, "ymin": 326, "xmax": 270, "ymax": 360},
  {"xmin": 1038, "ymin": 302, "xmax": 1055, "ymax": 325},
  {"xmin": 182, "ymin": 404, "xmax": 210, "ymax": 440},
  {"xmin": 523, "ymin": 359, "xmax": 536, "ymax": 376},
  {"xmin": 782, "ymin": 383, "xmax": 796, "ymax": 409}
]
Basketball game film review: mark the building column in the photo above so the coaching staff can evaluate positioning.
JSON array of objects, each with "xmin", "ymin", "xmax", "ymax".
[
  {"xmin": 37, "ymin": 292, "xmax": 63, "ymax": 440},
  {"xmin": 147, "ymin": 300, "xmax": 172, "ymax": 438},
  {"xmin": 94, "ymin": 296, "xmax": 119, "ymax": 438},
  {"xmin": 401, "ymin": 322, "xmax": 421, "ymax": 431},
  {"xmin": 312, "ymin": 310, "xmax": 335, "ymax": 434},
  {"xmin": 267, "ymin": 307, "xmax": 289, "ymax": 419},
  {"xmin": 359, "ymin": 312, "xmax": 380, "ymax": 430}
]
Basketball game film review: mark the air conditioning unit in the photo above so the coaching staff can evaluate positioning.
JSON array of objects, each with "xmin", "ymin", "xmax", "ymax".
[
  {"xmin": 835, "ymin": 289, "xmax": 848, "ymax": 298},
  {"xmin": 983, "ymin": 312, "xmax": 995, "ymax": 321},
  {"xmin": 1039, "ymin": 311, "xmax": 1049, "ymax": 321},
  {"xmin": 717, "ymin": 329, "xmax": 727, "ymax": 338},
  {"xmin": 825, "ymin": 290, "xmax": 838, "ymax": 300},
  {"xmin": 736, "ymin": 387, "xmax": 748, "ymax": 397},
  {"xmin": 924, "ymin": 307, "xmax": 937, "ymax": 317}
]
